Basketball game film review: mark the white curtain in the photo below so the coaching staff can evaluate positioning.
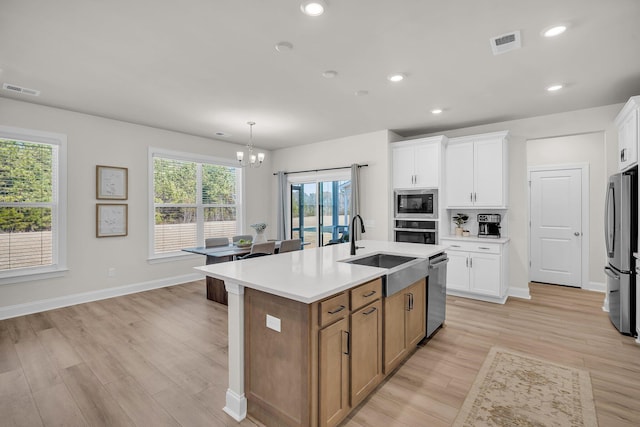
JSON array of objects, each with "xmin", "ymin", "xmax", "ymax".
[
  {"xmin": 350, "ymin": 164, "xmax": 361, "ymax": 243},
  {"xmin": 276, "ymin": 171, "xmax": 288, "ymax": 240}
]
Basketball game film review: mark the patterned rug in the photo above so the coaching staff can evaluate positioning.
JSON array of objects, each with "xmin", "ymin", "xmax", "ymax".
[{"xmin": 453, "ymin": 347, "xmax": 598, "ymax": 427}]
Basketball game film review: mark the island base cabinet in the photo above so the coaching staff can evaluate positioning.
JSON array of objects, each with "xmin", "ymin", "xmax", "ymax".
[
  {"xmin": 383, "ymin": 278, "xmax": 426, "ymax": 374},
  {"xmin": 319, "ymin": 317, "xmax": 349, "ymax": 427},
  {"xmin": 350, "ymin": 299, "xmax": 383, "ymax": 408},
  {"xmin": 243, "ymin": 277, "xmax": 421, "ymax": 427}
]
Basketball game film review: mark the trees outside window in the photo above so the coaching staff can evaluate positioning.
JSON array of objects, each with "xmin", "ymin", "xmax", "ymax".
[
  {"xmin": 0, "ymin": 126, "xmax": 67, "ymax": 280},
  {"xmin": 151, "ymin": 151, "xmax": 242, "ymax": 256}
]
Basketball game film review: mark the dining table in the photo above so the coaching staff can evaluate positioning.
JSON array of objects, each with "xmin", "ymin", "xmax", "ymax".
[{"xmin": 183, "ymin": 242, "xmax": 283, "ymax": 305}]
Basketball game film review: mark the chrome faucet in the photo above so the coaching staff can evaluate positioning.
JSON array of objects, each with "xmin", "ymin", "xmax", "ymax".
[{"xmin": 350, "ymin": 214, "xmax": 366, "ymax": 255}]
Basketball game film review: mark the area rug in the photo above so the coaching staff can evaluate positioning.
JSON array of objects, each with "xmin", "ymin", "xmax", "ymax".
[{"xmin": 453, "ymin": 346, "xmax": 598, "ymax": 427}]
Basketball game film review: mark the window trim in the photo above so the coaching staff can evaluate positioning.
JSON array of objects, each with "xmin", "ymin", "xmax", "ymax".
[
  {"xmin": 148, "ymin": 147, "xmax": 244, "ymax": 260},
  {"xmin": 0, "ymin": 125, "xmax": 68, "ymax": 285}
]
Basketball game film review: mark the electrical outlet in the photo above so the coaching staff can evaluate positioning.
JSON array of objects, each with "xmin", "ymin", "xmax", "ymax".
[
  {"xmin": 266, "ymin": 314, "xmax": 281, "ymax": 332},
  {"xmin": 107, "ymin": 267, "xmax": 116, "ymax": 277}
]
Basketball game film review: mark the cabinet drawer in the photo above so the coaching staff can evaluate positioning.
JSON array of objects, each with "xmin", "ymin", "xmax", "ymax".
[
  {"xmin": 443, "ymin": 240, "xmax": 500, "ymax": 254},
  {"xmin": 319, "ymin": 292, "xmax": 350, "ymax": 328},
  {"xmin": 351, "ymin": 278, "xmax": 382, "ymax": 311}
]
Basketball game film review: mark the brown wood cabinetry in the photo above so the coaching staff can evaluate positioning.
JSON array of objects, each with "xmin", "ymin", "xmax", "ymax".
[
  {"xmin": 244, "ymin": 276, "xmax": 424, "ymax": 427},
  {"xmin": 350, "ymin": 299, "xmax": 383, "ymax": 407},
  {"xmin": 383, "ymin": 278, "xmax": 426, "ymax": 374},
  {"xmin": 318, "ymin": 317, "xmax": 349, "ymax": 427}
]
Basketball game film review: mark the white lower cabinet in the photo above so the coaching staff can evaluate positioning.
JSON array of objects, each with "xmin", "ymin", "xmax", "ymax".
[{"xmin": 441, "ymin": 238, "xmax": 509, "ymax": 303}]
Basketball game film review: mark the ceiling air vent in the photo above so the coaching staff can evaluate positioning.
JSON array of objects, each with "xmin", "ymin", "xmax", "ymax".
[
  {"xmin": 490, "ymin": 30, "xmax": 521, "ymax": 55},
  {"xmin": 2, "ymin": 83, "xmax": 41, "ymax": 96}
]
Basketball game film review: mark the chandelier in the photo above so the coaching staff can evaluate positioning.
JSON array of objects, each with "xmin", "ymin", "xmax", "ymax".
[{"xmin": 236, "ymin": 121, "xmax": 265, "ymax": 168}]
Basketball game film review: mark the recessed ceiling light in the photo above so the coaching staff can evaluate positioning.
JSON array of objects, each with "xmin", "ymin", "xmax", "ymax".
[
  {"xmin": 543, "ymin": 25, "xmax": 567, "ymax": 37},
  {"xmin": 275, "ymin": 41, "xmax": 293, "ymax": 52},
  {"xmin": 387, "ymin": 73, "xmax": 405, "ymax": 83},
  {"xmin": 355, "ymin": 90, "xmax": 369, "ymax": 96},
  {"xmin": 322, "ymin": 70, "xmax": 338, "ymax": 78},
  {"xmin": 431, "ymin": 109, "xmax": 443, "ymax": 115},
  {"xmin": 547, "ymin": 84, "xmax": 563, "ymax": 92},
  {"xmin": 300, "ymin": 1, "xmax": 326, "ymax": 17}
]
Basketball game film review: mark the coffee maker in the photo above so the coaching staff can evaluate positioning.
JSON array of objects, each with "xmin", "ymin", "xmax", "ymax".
[{"xmin": 477, "ymin": 214, "xmax": 501, "ymax": 238}]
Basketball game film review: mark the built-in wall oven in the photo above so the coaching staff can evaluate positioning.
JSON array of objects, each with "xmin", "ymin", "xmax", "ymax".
[
  {"xmin": 394, "ymin": 219, "xmax": 438, "ymax": 244},
  {"xmin": 394, "ymin": 189, "xmax": 437, "ymax": 218}
]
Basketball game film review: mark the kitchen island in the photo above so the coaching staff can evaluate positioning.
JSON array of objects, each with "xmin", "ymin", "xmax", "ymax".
[{"xmin": 196, "ymin": 240, "xmax": 447, "ymax": 426}]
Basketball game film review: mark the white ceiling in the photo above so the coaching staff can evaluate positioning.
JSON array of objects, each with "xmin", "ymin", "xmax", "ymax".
[{"xmin": 1, "ymin": 0, "xmax": 639, "ymax": 150}]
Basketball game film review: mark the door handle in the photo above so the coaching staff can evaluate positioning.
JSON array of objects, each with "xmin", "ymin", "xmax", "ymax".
[
  {"xmin": 574, "ymin": 232, "xmax": 581, "ymax": 236},
  {"xmin": 343, "ymin": 331, "xmax": 350, "ymax": 355},
  {"xmin": 363, "ymin": 306, "xmax": 377, "ymax": 315}
]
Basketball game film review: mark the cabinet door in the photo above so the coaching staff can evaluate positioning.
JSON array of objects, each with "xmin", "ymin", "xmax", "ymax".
[
  {"xmin": 414, "ymin": 143, "xmax": 440, "ymax": 188},
  {"xmin": 405, "ymin": 279, "xmax": 426, "ymax": 349},
  {"xmin": 383, "ymin": 290, "xmax": 407, "ymax": 374},
  {"xmin": 445, "ymin": 142, "xmax": 474, "ymax": 207},
  {"xmin": 469, "ymin": 253, "xmax": 501, "ymax": 296},
  {"xmin": 350, "ymin": 300, "xmax": 383, "ymax": 407},
  {"xmin": 474, "ymin": 138, "xmax": 504, "ymax": 206},
  {"xmin": 392, "ymin": 145, "xmax": 416, "ymax": 189},
  {"xmin": 446, "ymin": 251, "xmax": 470, "ymax": 291},
  {"xmin": 319, "ymin": 317, "xmax": 350, "ymax": 427},
  {"xmin": 618, "ymin": 110, "xmax": 639, "ymax": 171}
]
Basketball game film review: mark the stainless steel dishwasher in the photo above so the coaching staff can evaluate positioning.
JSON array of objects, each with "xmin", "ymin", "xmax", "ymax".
[{"xmin": 427, "ymin": 252, "xmax": 449, "ymax": 337}]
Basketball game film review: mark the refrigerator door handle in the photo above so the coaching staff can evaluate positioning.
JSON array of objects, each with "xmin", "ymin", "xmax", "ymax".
[
  {"xmin": 604, "ymin": 266, "xmax": 620, "ymax": 280},
  {"xmin": 604, "ymin": 183, "xmax": 615, "ymax": 258}
]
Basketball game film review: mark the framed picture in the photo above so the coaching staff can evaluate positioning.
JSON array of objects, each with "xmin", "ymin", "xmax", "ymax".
[
  {"xmin": 96, "ymin": 165, "xmax": 128, "ymax": 200},
  {"xmin": 96, "ymin": 204, "xmax": 128, "ymax": 237}
]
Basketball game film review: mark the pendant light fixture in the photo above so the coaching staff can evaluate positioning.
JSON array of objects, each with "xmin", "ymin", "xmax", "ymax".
[{"xmin": 236, "ymin": 121, "xmax": 265, "ymax": 168}]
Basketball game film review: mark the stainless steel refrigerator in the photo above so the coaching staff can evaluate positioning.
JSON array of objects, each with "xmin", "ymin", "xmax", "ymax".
[{"xmin": 604, "ymin": 167, "xmax": 637, "ymax": 335}]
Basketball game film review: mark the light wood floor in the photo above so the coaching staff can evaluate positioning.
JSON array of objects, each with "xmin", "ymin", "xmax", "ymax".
[{"xmin": 1, "ymin": 282, "xmax": 639, "ymax": 426}]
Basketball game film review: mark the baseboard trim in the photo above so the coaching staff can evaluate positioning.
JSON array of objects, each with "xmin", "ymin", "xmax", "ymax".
[
  {"xmin": 508, "ymin": 286, "xmax": 531, "ymax": 300},
  {"xmin": 446, "ymin": 289, "xmax": 508, "ymax": 304},
  {"xmin": 0, "ymin": 272, "xmax": 204, "ymax": 320},
  {"xmin": 583, "ymin": 281, "xmax": 606, "ymax": 293}
]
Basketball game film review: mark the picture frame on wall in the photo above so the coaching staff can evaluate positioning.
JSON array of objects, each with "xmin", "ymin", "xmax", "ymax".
[
  {"xmin": 96, "ymin": 203, "xmax": 128, "ymax": 237},
  {"xmin": 96, "ymin": 165, "xmax": 128, "ymax": 200}
]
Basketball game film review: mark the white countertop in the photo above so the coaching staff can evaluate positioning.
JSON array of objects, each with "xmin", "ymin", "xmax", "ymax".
[
  {"xmin": 195, "ymin": 240, "xmax": 447, "ymax": 304},
  {"xmin": 440, "ymin": 235, "xmax": 511, "ymax": 244}
]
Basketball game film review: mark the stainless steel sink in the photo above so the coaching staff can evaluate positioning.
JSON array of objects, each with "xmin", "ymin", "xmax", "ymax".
[
  {"xmin": 342, "ymin": 252, "xmax": 429, "ymax": 296},
  {"xmin": 344, "ymin": 253, "xmax": 417, "ymax": 269}
]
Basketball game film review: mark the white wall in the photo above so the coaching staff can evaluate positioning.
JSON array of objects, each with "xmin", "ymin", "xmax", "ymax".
[
  {"xmin": 0, "ymin": 98, "xmax": 272, "ymax": 312},
  {"xmin": 270, "ymin": 130, "xmax": 393, "ymax": 241},
  {"xmin": 527, "ymin": 132, "xmax": 607, "ymax": 286}
]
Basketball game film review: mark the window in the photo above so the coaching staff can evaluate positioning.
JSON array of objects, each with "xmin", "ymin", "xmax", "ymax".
[
  {"xmin": 289, "ymin": 173, "xmax": 351, "ymax": 248},
  {"xmin": 0, "ymin": 126, "xmax": 67, "ymax": 282},
  {"xmin": 150, "ymin": 149, "xmax": 242, "ymax": 258}
]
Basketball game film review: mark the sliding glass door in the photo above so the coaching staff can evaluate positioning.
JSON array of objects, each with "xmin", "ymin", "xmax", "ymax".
[{"xmin": 291, "ymin": 175, "xmax": 351, "ymax": 248}]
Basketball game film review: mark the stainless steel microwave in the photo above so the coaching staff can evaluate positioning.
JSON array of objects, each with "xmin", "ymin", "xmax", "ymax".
[{"xmin": 394, "ymin": 189, "xmax": 438, "ymax": 218}]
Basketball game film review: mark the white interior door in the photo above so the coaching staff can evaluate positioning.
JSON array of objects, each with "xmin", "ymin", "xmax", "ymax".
[{"xmin": 530, "ymin": 168, "xmax": 582, "ymax": 287}]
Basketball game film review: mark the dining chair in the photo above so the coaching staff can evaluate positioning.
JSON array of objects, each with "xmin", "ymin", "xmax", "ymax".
[
  {"xmin": 206, "ymin": 237, "xmax": 229, "ymax": 247},
  {"xmin": 279, "ymin": 239, "xmax": 302, "ymax": 253},
  {"xmin": 232, "ymin": 234, "xmax": 253, "ymax": 243},
  {"xmin": 250, "ymin": 241, "xmax": 276, "ymax": 255}
]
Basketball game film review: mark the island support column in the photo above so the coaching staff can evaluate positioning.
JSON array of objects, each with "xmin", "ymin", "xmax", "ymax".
[{"xmin": 223, "ymin": 280, "xmax": 247, "ymax": 421}]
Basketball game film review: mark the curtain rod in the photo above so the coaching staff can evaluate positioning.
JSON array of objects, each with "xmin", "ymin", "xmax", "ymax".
[{"xmin": 273, "ymin": 164, "xmax": 368, "ymax": 176}]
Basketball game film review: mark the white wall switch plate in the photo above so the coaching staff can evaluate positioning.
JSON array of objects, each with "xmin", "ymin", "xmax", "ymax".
[{"xmin": 266, "ymin": 314, "xmax": 281, "ymax": 332}]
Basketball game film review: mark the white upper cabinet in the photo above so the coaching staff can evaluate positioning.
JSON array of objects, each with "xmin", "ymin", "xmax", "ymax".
[
  {"xmin": 392, "ymin": 136, "xmax": 446, "ymax": 189},
  {"xmin": 445, "ymin": 131, "xmax": 509, "ymax": 208},
  {"xmin": 615, "ymin": 96, "xmax": 640, "ymax": 172}
]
